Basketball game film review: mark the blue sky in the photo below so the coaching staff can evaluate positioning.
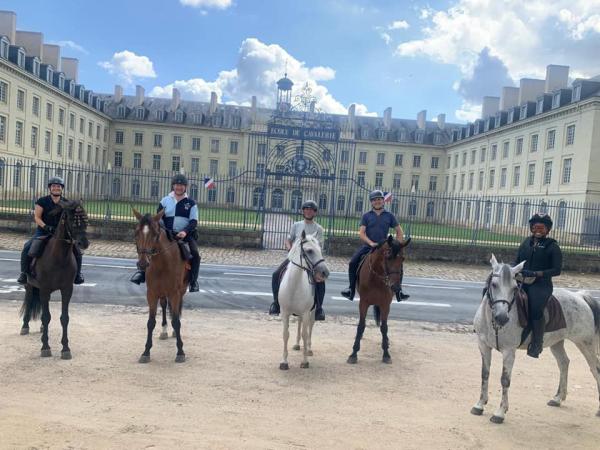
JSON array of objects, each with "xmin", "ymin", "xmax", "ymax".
[{"xmin": 4, "ymin": 0, "xmax": 600, "ymax": 123}]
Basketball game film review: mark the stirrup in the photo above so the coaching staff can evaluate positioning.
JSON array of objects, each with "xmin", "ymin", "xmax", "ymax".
[
  {"xmin": 269, "ymin": 302, "xmax": 280, "ymax": 315},
  {"xmin": 17, "ymin": 272, "xmax": 27, "ymax": 284},
  {"xmin": 74, "ymin": 274, "xmax": 84, "ymax": 285},
  {"xmin": 189, "ymin": 281, "xmax": 199, "ymax": 292}
]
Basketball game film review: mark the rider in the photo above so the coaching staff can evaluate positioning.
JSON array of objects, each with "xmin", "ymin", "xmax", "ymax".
[
  {"xmin": 515, "ymin": 212, "xmax": 562, "ymax": 358},
  {"xmin": 269, "ymin": 200, "xmax": 326, "ymax": 321},
  {"xmin": 130, "ymin": 174, "xmax": 201, "ymax": 292},
  {"xmin": 341, "ymin": 190, "xmax": 409, "ymax": 302},
  {"xmin": 17, "ymin": 176, "xmax": 84, "ymax": 285}
]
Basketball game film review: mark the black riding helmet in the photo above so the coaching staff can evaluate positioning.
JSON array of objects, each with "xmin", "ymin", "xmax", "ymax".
[
  {"xmin": 171, "ymin": 174, "xmax": 188, "ymax": 186},
  {"xmin": 301, "ymin": 200, "xmax": 318, "ymax": 211},
  {"xmin": 369, "ymin": 190, "xmax": 384, "ymax": 201},
  {"xmin": 529, "ymin": 212, "xmax": 553, "ymax": 231},
  {"xmin": 47, "ymin": 176, "xmax": 65, "ymax": 188}
]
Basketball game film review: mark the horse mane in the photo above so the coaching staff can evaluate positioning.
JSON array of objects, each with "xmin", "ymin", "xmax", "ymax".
[
  {"xmin": 139, "ymin": 213, "xmax": 154, "ymax": 227},
  {"xmin": 389, "ymin": 239, "xmax": 402, "ymax": 258}
]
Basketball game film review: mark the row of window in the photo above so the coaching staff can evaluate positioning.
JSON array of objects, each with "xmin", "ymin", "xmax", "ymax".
[
  {"xmin": 355, "ymin": 151, "xmax": 439, "ymax": 169},
  {"xmin": 114, "ymin": 130, "xmax": 239, "ymax": 154}
]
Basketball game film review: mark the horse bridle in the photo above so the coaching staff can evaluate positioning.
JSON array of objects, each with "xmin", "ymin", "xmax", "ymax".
[
  {"xmin": 367, "ymin": 245, "xmax": 403, "ymax": 289},
  {"xmin": 290, "ymin": 239, "xmax": 325, "ymax": 284},
  {"xmin": 56, "ymin": 208, "xmax": 86, "ymax": 245},
  {"xmin": 486, "ymin": 272, "xmax": 520, "ymax": 350},
  {"xmin": 135, "ymin": 227, "xmax": 179, "ymax": 263}
]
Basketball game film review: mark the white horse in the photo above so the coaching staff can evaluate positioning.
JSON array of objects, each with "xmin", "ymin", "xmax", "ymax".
[
  {"xmin": 472, "ymin": 254, "xmax": 600, "ymax": 423},
  {"xmin": 278, "ymin": 231, "xmax": 330, "ymax": 370}
]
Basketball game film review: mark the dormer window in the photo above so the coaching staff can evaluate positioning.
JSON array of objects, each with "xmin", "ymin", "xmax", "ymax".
[
  {"xmin": 415, "ymin": 130, "xmax": 425, "ymax": 144},
  {"xmin": 519, "ymin": 105, "xmax": 527, "ymax": 120},
  {"xmin": 136, "ymin": 107, "xmax": 145, "ymax": 120},
  {"xmin": 17, "ymin": 49, "xmax": 25, "ymax": 67},
  {"xmin": 573, "ymin": 85, "xmax": 581, "ymax": 102},
  {"xmin": 508, "ymin": 109, "xmax": 515, "ymax": 123},
  {"xmin": 175, "ymin": 111, "xmax": 183, "ymax": 122},
  {"xmin": 378, "ymin": 130, "xmax": 387, "ymax": 140},
  {"xmin": 433, "ymin": 133, "xmax": 442, "ymax": 145},
  {"xmin": 117, "ymin": 105, "xmax": 126, "ymax": 118},
  {"xmin": 46, "ymin": 67, "xmax": 53, "ymax": 84},
  {"xmin": 536, "ymin": 99, "xmax": 544, "ymax": 114},
  {"xmin": 32, "ymin": 59, "xmax": 40, "ymax": 77},
  {"xmin": 155, "ymin": 110, "xmax": 164, "ymax": 121},
  {"xmin": 399, "ymin": 129, "xmax": 407, "ymax": 141},
  {"xmin": 0, "ymin": 38, "xmax": 8, "ymax": 59},
  {"xmin": 232, "ymin": 115, "xmax": 241, "ymax": 128},
  {"xmin": 361, "ymin": 128, "xmax": 369, "ymax": 139},
  {"xmin": 57, "ymin": 73, "xmax": 65, "ymax": 90},
  {"xmin": 552, "ymin": 92, "xmax": 560, "ymax": 108},
  {"xmin": 69, "ymin": 83, "xmax": 75, "ymax": 96}
]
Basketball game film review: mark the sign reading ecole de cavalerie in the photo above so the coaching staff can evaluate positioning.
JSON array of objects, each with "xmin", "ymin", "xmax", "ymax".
[{"xmin": 267, "ymin": 124, "xmax": 340, "ymax": 142}]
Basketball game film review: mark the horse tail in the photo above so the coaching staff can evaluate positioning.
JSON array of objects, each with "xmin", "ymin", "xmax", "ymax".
[
  {"xmin": 20, "ymin": 286, "xmax": 42, "ymax": 320},
  {"xmin": 373, "ymin": 305, "xmax": 381, "ymax": 327},
  {"xmin": 580, "ymin": 290, "xmax": 600, "ymax": 356}
]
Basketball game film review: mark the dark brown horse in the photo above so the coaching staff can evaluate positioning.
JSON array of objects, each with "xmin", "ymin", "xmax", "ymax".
[
  {"xmin": 20, "ymin": 200, "xmax": 89, "ymax": 359},
  {"xmin": 132, "ymin": 208, "xmax": 189, "ymax": 363},
  {"xmin": 347, "ymin": 235, "xmax": 410, "ymax": 364}
]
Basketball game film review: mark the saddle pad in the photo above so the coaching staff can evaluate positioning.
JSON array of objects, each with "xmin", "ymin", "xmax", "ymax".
[
  {"xmin": 516, "ymin": 290, "xmax": 567, "ymax": 332},
  {"xmin": 177, "ymin": 241, "xmax": 192, "ymax": 261},
  {"xmin": 356, "ymin": 252, "xmax": 370, "ymax": 288}
]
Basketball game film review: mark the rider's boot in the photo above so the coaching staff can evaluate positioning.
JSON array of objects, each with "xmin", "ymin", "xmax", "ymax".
[
  {"xmin": 188, "ymin": 255, "xmax": 200, "ymax": 292},
  {"xmin": 341, "ymin": 270, "xmax": 356, "ymax": 301},
  {"xmin": 527, "ymin": 318, "xmax": 545, "ymax": 358},
  {"xmin": 73, "ymin": 246, "xmax": 84, "ymax": 285}
]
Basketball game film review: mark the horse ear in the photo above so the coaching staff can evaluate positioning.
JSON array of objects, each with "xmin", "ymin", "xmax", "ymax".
[
  {"xmin": 153, "ymin": 209, "xmax": 165, "ymax": 222},
  {"xmin": 490, "ymin": 254, "xmax": 499, "ymax": 270},
  {"xmin": 400, "ymin": 237, "xmax": 412, "ymax": 248},
  {"xmin": 512, "ymin": 260, "xmax": 526, "ymax": 276},
  {"xmin": 301, "ymin": 230, "xmax": 306, "ymax": 240},
  {"xmin": 387, "ymin": 235, "xmax": 393, "ymax": 245},
  {"xmin": 131, "ymin": 206, "xmax": 143, "ymax": 221}
]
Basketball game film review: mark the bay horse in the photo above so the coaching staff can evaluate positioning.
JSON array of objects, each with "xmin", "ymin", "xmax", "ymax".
[
  {"xmin": 132, "ymin": 208, "xmax": 189, "ymax": 363},
  {"xmin": 347, "ymin": 235, "xmax": 410, "ymax": 364},
  {"xmin": 278, "ymin": 231, "xmax": 330, "ymax": 370},
  {"xmin": 20, "ymin": 200, "xmax": 89, "ymax": 359},
  {"xmin": 472, "ymin": 254, "xmax": 600, "ymax": 423}
]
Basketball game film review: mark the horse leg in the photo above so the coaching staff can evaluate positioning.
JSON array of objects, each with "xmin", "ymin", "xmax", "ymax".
[
  {"xmin": 471, "ymin": 339, "xmax": 492, "ymax": 416},
  {"xmin": 574, "ymin": 341, "xmax": 600, "ymax": 417},
  {"xmin": 280, "ymin": 313, "xmax": 290, "ymax": 370},
  {"xmin": 300, "ymin": 313, "xmax": 310, "ymax": 368},
  {"xmin": 490, "ymin": 349, "xmax": 516, "ymax": 424},
  {"xmin": 139, "ymin": 296, "xmax": 158, "ymax": 363},
  {"xmin": 59, "ymin": 286, "xmax": 73, "ymax": 360},
  {"xmin": 159, "ymin": 297, "xmax": 169, "ymax": 340},
  {"xmin": 380, "ymin": 304, "xmax": 391, "ymax": 364},
  {"xmin": 547, "ymin": 341, "xmax": 569, "ymax": 407},
  {"xmin": 306, "ymin": 310, "xmax": 315, "ymax": 357},
  {"xmin": 20, "ymin": 298, "xmax": 31, "ymax": 335},
  {"xmin": 293, "ymin": 318, "xmax": 301, "ymax": 351},
  {"xmin": 40, "ymin": 291, "xmax": 52, "ymax": 357},
  {"xmin": 347, "ymin": 300, "xmax": 368, "ymax": 364},
  {"xmin": 171, "ymin": 298, "xmax": 185, "ymax": 363}
]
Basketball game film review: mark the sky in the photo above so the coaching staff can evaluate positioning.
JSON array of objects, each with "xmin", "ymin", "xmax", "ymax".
[{"xmin": 4, "ymin": 0, "xmax": 600, "ymax": 123}]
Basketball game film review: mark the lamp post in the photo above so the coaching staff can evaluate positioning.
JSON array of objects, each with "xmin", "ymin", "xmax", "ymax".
[
  {"xmin": 104, "ymin": 162, "xmax": 112, "ymax": 221},
  {"xmin": 407, "ymin": 183, "xmax": 416, "ymax": 238}
]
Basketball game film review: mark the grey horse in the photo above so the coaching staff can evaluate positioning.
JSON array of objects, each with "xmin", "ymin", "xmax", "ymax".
[{"xmin": 472, "ymin": 254, "xmax": 600, "ymax": 423}]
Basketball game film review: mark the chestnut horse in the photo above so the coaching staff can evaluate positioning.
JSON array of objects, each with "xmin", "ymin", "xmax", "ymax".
[
  {"xmin": 132, "ymin": 208, "xmax": 190, "ymax": 363},
  {"xmin": 347, "ymin": 235, "xmax": 410, "ymax": 364}
]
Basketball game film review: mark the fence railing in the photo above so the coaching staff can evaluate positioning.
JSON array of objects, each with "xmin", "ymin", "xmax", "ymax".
[{"xmin": 1, "ymin": 157, "xmax": 599, "ymax": 252}]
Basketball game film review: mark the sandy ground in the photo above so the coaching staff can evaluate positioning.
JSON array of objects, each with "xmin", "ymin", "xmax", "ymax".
[{"xmin": 1, "ymin": 301, "xmax": 599, "ymax": 450}]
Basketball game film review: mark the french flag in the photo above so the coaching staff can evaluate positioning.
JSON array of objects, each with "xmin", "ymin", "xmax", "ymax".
[
  {"xmin": 383, "ymin": 191, "xmax": 393, "ymax": 203},
  {"xmin": 203, "ymin": 177, "xmax": 215, "ymax": 189}
]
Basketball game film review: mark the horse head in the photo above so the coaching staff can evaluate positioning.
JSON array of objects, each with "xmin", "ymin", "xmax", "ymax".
[
  {"xmin": 289, "ymin": 230, "xmax": 330, "ymax": 282},
  {"xmin": 57, "ymin": 199, "xmax": 90, "ymax": 249},
  {"xmin": 487, "ymin": 254, "xmax": 525, "ymax": 327},
  {"xmin": 132, "ymin": 207, "xmax": 165, "ymax": 271},
  {"xmin": 372, "ymin": 235, "xmax": 409, "ymax": 292}
]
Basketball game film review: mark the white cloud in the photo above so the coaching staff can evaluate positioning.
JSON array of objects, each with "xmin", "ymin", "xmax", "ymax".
[
  {"xmin": 379, "ymin": 32, "xmax": 392, "ymax": 45},
  {"xmin": 149, "ymin": 37, "xmax": 376, "ymax": 116},
  {"xmin": 455, "ymin": 100, "xmax": 481, "ymax": 122},
  {"xmin": 48, "ymin": 40, "xmax": 89, "ymax": 55},
  {"xmin": 179, "ymin": 0, "xmax": 233, "ymax": 9},
  {"xmin": 98, "ymin": 50, "xmax": 157, "ymax": 84},
  {"xmin": 389, "ymin": 20, "xmax": 409, "ymax": 30}
]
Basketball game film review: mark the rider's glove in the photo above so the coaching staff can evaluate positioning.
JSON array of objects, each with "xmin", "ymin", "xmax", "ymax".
[
  {"xmin": 520, "ymin": 269, "xmax": 537, "ymax": 278},
  {"xmin": 43, "ymin": 225, "xmax": 55, "ymax": 234}
]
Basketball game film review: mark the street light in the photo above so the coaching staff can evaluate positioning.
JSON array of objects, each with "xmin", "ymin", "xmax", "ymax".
[{"xmin": 104, "ymin": 162, "xmax": 112, "ymax": 220}]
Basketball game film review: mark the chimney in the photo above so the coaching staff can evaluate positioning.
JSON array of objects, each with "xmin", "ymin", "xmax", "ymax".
[
  {"xmin": 209, "ymin": 91, "xmax": 218, "ymax": 114},
  {"xmin": 15, "ymin": 30, "xmax": 44, "ymax": 59},
  {"xmin": 500, "ymin": 86, "xmax": 519, "ymax": 110},
  {"xmin": 383, "ymin": 107, "xmax": 392, "ymax": 129},
  {"xmin": 170, "ymin": 88, "xmax": 180, "ymax": 111},
  {"xmin": 135, "ymin": 85, "xmax": 144, "ymax": 107},
  {"xmin": 347, "ymin": 104, "xmax": 356, "ymax": 129},
  {"xmin": 417, "ymin": 110, "xmax": 427, "ymax": 130},
  {"xmin": 0, "ymin": 10, "xmax": 16, "ymax": 43},
  {"xmin": 545, "ymin": 65, "xmax": 569, "ymax": 93},
  {"xmin": 114, "ymin": 84, "xmax": 123, "ymax": 103},
  {"xmin": 437, "ymin": 113, "xmax": 446, "ymax": 130},
  {"xmin": 250, "ymin": 95, "xmax": 257, "ymax": 121},
  {"xmin": 61, "ymin": 57, "xmax": 78, "ymax": 83},
  {"xmin": 481, "ymin": 96, "xmax": 500, "ymax": 118},
  {"xmin": 42, "ymin": 44, "xmax": 60, "ymax": 70},
  {"xmin": 518, "ymin": 78, "xmax": 545, "ymax": 104}
]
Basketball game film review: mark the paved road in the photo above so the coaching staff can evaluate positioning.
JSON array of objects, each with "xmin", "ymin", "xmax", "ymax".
[{"xmin": 0, "ymin": 249, "xmax": 488, "ymax": 324}]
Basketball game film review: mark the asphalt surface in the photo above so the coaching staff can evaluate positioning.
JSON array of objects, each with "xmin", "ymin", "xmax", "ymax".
[{"xmin": 0, "ymin": 249, "xmax": 490, "ymax": 324}]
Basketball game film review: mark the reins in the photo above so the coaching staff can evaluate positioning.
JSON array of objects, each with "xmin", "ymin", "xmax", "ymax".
[
  {"xmin": 485, "ymin": 272, "xmax": 522, "ymax": 350},
  {"xmin": 289, "ymin": 239, "xmax": 325, "ymax": 284},
  {"xmin": 366, "ymin": 245, "xmax": 402, "ymax": 289}
]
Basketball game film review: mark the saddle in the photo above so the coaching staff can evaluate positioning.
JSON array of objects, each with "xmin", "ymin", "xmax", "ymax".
[
  {"xmin": 355, "ymin": 251, "xmax": 372, "ymax": 289},
  {"xmin": 515, "ymin": 289, "xmax": 567, "ymax": 343},
  {"xmin": 164, "ymin": 229, "xmax": 193, "ymax": 262}
]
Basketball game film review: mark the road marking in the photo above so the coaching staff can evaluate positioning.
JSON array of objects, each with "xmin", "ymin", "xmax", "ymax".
[
  {"xmin": 330, "ymin": 296, "xmax": 451, "ymax": 308},
  {"xmin": 403, "ymin": 283, "xmax": 463, "ymax": 290},
  {"xmin": 80, "ymin": 283, "xmax": 97, "ymax": 287},
  {"xmin": 0, "ymin": 278, "xmax": 18, "ymax": 282},
  {"xmin": 223, "ymin": 272, "xmax": 272, "ymax": 277},
  {"xmin": 231, "ymin": 291, "xmax": 273, "ymax": 297}
]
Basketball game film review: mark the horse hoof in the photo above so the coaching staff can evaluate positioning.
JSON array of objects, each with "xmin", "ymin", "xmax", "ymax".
[
  {"xmin": 61, "ymin": 351, "xmax": 72, "ymax": 360},
  {"xmin": 159, "ymin": 332, "xmax": 169, "ymax": 340},
  {"xmin": 279, "ymin": 362, "xmax": 289, "ymax": 370},
  {"xmin": 547, "ymin": 399, "xmax": 561, "ymax": 407},
  {"xmin": 292, "ymin": 344, "xmax": 301, "ymax": 351},
  {"xmin": 382, "ymin": 356, "xmax": 392, "ymax": 364},
  {"xmin": 490, "ymin": 415, "xmax": 504, "ymax": 424},
  {"xmin": 20, "ymin": 327, "xmax": 29, "ymax": 335},
  {"xmin": 138, "ymin": 355, "xmax": 150, "ymax": 364},
  {"xmin": 300, "ymin": 362, "xmax": 309, "ymax": 369},
  {"xmin": 307, "ymin": 350, "xmax": 313, "ymax": 356},
  {"xmin": 175, "ymin": 354, "xmax": 186, "ymax": 363},
  {"xmin": 40, "ymin": 349, "xmax": 52, "ymax": 357},
  {"xmin": 347, "ymin": 355, "xmax": 357, "ymax": 364},
  {"xmin": 470, "ymin": 407, "xmax": 484, "ymax": 416}
]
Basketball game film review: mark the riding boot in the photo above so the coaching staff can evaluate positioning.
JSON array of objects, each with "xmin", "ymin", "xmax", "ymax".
[
  {"xmin": 341, "ymin": 270, "xmax": 357, "ymax": 301},
  {"xmin": 269, "ymin": 282, "xmax": 280, "ymax": 315},
  {"xmin": 527, "ymin": 318, "xmax": 545, "ymax": 358},
  {"xmin": 315, "ymin": 282, "xmax": 325, "ymax": 321},
  {"xmin": 188, "ymin": 255, "xmax": 200, "ymax": 292},
  {"xmin": 130, "ymin": 270, "xmax": 146, "ymax": 285},
  {"xmin": 18, "ymin": 246, "xmax": 30, "ymax": 284},
  {"xmin": 73, "ymin": 246, "xmax": 84, "ymax": 285},
  {"xmin": 395, "ymin": 289, "xmax": 410, "ymax": 302}
]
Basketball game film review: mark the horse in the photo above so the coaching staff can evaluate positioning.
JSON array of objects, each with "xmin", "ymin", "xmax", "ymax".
[
  {"xmin": 472, "ymin": 254, "xmax": 600, "ymax": 423},
  {"xmin": 278, "ymin": 230, "xmax": 330, "ymax": 370},
  {"xmin": 20, "ymin": 200, "xmax": 89, "ymax": 359},
  {"xmin": 347, "ymin": 235, "xmax": 410, "ymax": 365},
  {"xmin": 132, "ymin": 208, "xmax": 190, "ymax": 363}
]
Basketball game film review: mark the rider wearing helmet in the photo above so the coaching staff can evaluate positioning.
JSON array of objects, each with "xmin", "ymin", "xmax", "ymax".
[
  {"xmin": 341, "ymin": 190, "xmax": 408, "ymax": 301},
  {"xmin": 17, "ymin": 176, "xmax": 85, "ymax": 284},
  {"xmin": 514, "ymin": 212, "xmax": 562, "ymax": 358},
  {"xmin": 269, "ymin": 200, "xmax": 326, "ymax": 321},
  {"xmin": 130, "ymin": 174, "xmax": 201, "ymax": 292}
]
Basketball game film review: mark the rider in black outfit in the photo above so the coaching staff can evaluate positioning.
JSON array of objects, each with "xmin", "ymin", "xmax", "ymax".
[{"xmin": 515, "ymin": 213, "xmax": 562, "ymax": 358}]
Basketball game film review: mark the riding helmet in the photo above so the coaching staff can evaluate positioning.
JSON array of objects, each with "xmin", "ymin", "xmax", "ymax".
[
  {"xmin": 529, "ymin": 212, "xmax": 553, "ymax": 231},
  {"xmin": 301, "ymin": 200, "xmax": 318, "ymax": 211},
  {"xmin": 369, "ymin": 190, "xmax": 384, "ymax": 201},
  {"xmin": 171, "ymin": 174, "xmax": 188, "ymax": 186},
  {"xmin": 47, "ymin": 176, "xmax": 65, "ymax": 188}
]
